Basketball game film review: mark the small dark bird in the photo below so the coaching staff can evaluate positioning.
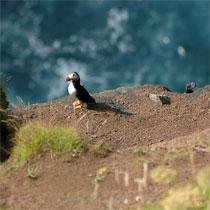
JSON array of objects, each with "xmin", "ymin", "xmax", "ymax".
[
  {"xmin": 65, "ymin": 72, "xmax": 96, "ymax": 110},
  {"xmin": 185, "ymin": 82, "xmax": 196, "ymax": 93}
]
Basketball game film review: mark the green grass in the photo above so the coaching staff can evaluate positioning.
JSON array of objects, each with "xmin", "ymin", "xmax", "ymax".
[
  {"xmin": 163, "ymin": 148, "xmax": 189, "ymax": 163},
  {"xmin": 150, "ymin": 166, "xmax": 177, "ymax": 184},
  {"xmin": 133, "ymin": 149, "xmax": 148, "ymax": 165},
  {"xmin": 27, "ymin": 165, "xmax": 38, "ymax": 179},
  {"xmin": 142, "ymin": 167, "xmax": 210, "ymax": 210},
  {"xmin": 196, "ymin": 167, "xmax": 210, "ymax": 200},
  {"xmin": 161, "ymin": 184, "xmax": 205, "ymax": 210},
  {"xmin": 94, "ymin": 166, "xmax": 108, "ymax": 182},
  {"xmin": 11, "ymin": 122, "xmax": 87, "ymax": 167},
  {"xmin": 142, "ymin": 203, "xmax": 163, "ymax": 210}
]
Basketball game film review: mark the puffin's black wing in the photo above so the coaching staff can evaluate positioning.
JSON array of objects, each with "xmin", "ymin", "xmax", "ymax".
[{"xmin": 76, "ymin": 85, "xmax": 96, "ymax": 104}]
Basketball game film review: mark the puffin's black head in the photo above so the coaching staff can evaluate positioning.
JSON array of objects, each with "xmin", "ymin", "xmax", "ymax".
[{"xmin": 65, "ymin": 72, "xmax": 80, "ymax": 82}]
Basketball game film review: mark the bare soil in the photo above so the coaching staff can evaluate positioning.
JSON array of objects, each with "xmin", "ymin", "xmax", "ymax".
[{"xmin": 0, "ymin": 85, "xmax": 210, "ymax": 210}]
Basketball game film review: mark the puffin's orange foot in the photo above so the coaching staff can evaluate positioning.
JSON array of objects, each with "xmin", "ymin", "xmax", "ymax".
[{"xmin": 73, "ymin": 100, "xmax": 82, "ymax": 110}]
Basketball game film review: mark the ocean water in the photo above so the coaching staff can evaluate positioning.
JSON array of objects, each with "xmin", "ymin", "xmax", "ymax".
[{"xmin": 1, "ymin": 0, "xmax": 210, "ymax": 104}]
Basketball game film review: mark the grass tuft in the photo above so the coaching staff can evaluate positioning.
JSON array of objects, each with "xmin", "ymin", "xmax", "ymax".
[
  {"xmin": 196, "ymin": 167, "xmax": 210, "ymax": 200},
  {"xmin": 163, "ymin": 148, "xmax": 189, "ymax": 163},
  {"xmin": 90, "ymin": 142, "xmax": 110, "ymax": 158},
  {"xmin": 142, "ymin": 203, "xmax": 163, "ymax": 210},
  {"xmin": 142, "ymin": 167, "xmax": 210, "ymax": 210},
  {"xmin": 150, "ymin": 166, "xmax": 177, "ymax": 184},
  {"xmin": 94, "ymin": 166, "xmax": 108, "ymax": 182},
  {"xmin": 161, "ymin": 184, "xmax": 205, "ymax": 210},
  {"xmin": 11, "ymin": 122, "xmax": 86, "ymax": 167},
  {"xmin": 27, "ymin": 165, "xmax": 38, "ymax": 179},
  {"xmin": 133, "ymin": 149, "xmax": 148, "ymax": 164}
]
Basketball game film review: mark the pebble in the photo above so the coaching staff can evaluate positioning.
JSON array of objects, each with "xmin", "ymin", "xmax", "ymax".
[
  {"xmin": 123, "ymin": 198, "xmax": 128, "ymax": 204},
  {"xmin": 135, "ymin": 195, "xmax": 141, "ymax": 202},
  {"xmin": 149, "ymin": 94, "xmax": 171, "ymax": 105},
  {"xmin": 91, "ymin": 135, "xmax": 97, "ymax": 138}
]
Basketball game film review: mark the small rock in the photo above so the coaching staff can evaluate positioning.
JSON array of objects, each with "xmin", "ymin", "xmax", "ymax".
[
  {"xmin": 91, "ymin": 135, "xmax": 97, "ymax": 138},
  {"xmin": 135, "ymin": 195, "xmax": 141, "ymax": 202},
  {"xmin": 30, "ymin": 113, "xmax": 36, "ymax": 118},
  {"xmin": 149, "ymin": 94, "xmax": 171, "ymax": 105},
  {"xmin": 123, "ymin": 198, "xmax": 128, "ymax": 204},
  {"xmin": 64, "ymin": 105, "xmax": 69, "ymax": 110}
]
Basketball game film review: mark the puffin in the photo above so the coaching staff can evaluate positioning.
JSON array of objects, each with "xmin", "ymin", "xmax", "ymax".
[{"xmin": 65, "ymin": 72, "xmax": 96, "ymax": 110}]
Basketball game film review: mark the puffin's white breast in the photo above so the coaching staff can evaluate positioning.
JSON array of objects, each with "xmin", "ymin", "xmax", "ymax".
[{"xmin": 68, "ymin": 82, "xmax": 77, "ymax": 96}]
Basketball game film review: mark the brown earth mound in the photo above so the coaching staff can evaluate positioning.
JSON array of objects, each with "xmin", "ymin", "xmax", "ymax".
[
  {"xmin": 12, "ymin": 85, "xmax": 210, "ymax": 151},
  {"xmin": 1, "ymin": 85, "xmax": 210, "ymax": 210}
]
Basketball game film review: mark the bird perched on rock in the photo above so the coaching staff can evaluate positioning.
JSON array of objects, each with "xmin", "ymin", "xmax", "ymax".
[{"xmin": 65, "ymin": 72, "xmax": 96, "ymax": 110}]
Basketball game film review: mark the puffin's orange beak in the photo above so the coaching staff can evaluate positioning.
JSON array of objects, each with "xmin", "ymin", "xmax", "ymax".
[{"xmin": 65, "ymin": 76, "xmax": 71, "ymax": 82}]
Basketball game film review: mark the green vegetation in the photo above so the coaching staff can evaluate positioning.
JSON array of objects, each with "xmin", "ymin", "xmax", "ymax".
[
  {"xmin": 0, "ymin": 74, "xmax": 9, "ymax": 109},
  {"xmin": 0, "ymin": 77, "xmax": 15, "ymax": 162},
  {"xmin": 27, "ymin": 165, "xmax": 38, "ymax": 179},
  {"xmin": 196, "ymin": 167, "xmax": 210, "ymax": 200},
  {"xmin": 142, "ymin": 203, "xmax": 163, "ymax": 210},
  {"xmin": 90, "ymin": 142, "xmax": 110, "ymax": 158},
  {"xmin": 0, "ymin": 86, "xmax": 9, "ymax": 109},
  {"xmin": 163, "ymin": 148, "xmax": 189, "ymax": 163},
  {"xmin": 150, "ymin": 166, "xmax": 177, "ymax": 184},
  {"xmin": 142, "ymin": 167, "xmax": 210, "ymax": 210},
  {"xmin": 11, "ymin": 122, "xmax": 87, "ymax": 167},
  {"xmin": 133, "ymin": 149, "xmax": 147, "ymax": 164},
  {"xmin": 161, "ymin": 184, "xmax": 204, "ymax": 210},
  {"xmin": 196, "ymin": 139, "xmax": 210, "ymax": 153},
  {"xmin": 94, "ymin": 166, "xmax": 108, "ymax": 182}
]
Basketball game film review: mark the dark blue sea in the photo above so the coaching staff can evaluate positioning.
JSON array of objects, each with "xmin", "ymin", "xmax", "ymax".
[{"xmin": 1, "ymin": 0, "xmax": 210, "ymax": 104}]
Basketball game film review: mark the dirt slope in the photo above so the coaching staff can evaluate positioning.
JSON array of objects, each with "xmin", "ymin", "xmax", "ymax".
[
  {"xmin": 1, "ymin": 85, "xmax": 210, "ymax": 210},
  {"xmin": 12, "ymin": 85, "xmax": 210, "ymax": 150}
]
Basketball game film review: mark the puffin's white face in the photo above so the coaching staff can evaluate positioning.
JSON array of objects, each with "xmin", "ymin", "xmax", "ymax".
[{"xmin": 65, "ymin": 72, "xmax": 80, "ymax": 82}]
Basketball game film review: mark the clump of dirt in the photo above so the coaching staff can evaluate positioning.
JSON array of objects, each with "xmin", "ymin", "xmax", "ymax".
[{"xmin": 0, "ymin": 85, "xmax": 210, "ymax": 210}]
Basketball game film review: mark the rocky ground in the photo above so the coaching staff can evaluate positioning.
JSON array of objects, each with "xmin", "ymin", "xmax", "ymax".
[
  {"xmin": 10, "ymin": 85, "xmax": 210, "ymax": 150},
  {"xmin": 0, "ymin": 85, "xmax": 210, "ymax": 210}
]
